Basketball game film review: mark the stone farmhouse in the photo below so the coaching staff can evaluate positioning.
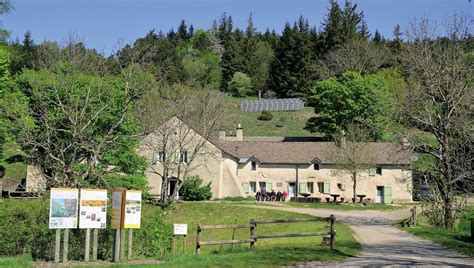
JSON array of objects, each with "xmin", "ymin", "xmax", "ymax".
[{"xmin": 139, "ymin": 117, "xmax": 413, "ymax": 203}]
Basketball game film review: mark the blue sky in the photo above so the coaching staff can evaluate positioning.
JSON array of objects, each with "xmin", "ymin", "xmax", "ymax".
[{"xmin": 3, "ymin": 0, "xmax": 472, "ymax": 55}]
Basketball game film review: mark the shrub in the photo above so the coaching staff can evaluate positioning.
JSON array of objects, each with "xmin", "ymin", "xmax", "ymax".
[
  {"xmin": 180, "ymin": 176, "xmax": 212, "ymax": 201},
  {"xmin": 258, "ymin": 110, "xmax": 273, "ymax": 121},
  {"xmin": 0, "ymin": 199, "xmax": 172, "ymax": 260},
  {"xmin": 228, "ymin": 72, "xmax": 252, "ymax": 97}
]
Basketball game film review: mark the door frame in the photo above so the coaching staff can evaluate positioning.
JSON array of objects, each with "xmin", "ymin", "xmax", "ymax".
[{"xmin": 376, "ymin": 186, "xmax": 384, "ymax": 204}]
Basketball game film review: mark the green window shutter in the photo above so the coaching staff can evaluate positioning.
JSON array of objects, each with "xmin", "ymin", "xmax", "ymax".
[
  {"xmin": 266, "ymin": 182, "xmax": 273, "ymax": 192},
  {"xmin": 187, "ymin": 151, "xmax": 193, "ymax": 163},
  {"xmin": 384, "ymin": 187, "xmax": 392, "ymax": 204},
  {"xmin": 324, "ymin": 182, "xmax": 330, "ymax": 194},
  {"xmin": 341, "ymin": 184, "xmax": 346, "ymax": 191},
  {"xmin": 242, "ymin": 183, "xmax": 250, "ymax": 194},
  {"xmin": 299, "ymin": 183, "xmax": 308, "ymax": 194},
  {"xmin": 369, "ymin": 168, "xmax": 376, "ymax": 176}
]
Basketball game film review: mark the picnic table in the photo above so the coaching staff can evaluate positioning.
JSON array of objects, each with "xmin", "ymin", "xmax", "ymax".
[
  {"xmin": 356, "ymin": 194, "xmax": 366, "ymax": 203},
  {"xmin": 330, "ymin": 194, "xmax": 340, "ymax": 203}
]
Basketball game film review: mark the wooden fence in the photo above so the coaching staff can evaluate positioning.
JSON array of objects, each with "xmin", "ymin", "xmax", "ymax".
[{"xmin": 195, "ymin": 214, "xmax": 336, "ymax": 255}]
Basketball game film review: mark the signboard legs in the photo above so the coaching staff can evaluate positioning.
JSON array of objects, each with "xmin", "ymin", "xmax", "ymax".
[
  {"xmin": 92, "ymin": 229, "xmax": 98, "ymax": 261},
  {"xmin": 120, "ymin": 229, "xmax": 126, "ymax": 260},
  {"xmin": 85, "ymin": 228, "xmax": 90, "ymax": 262},
  {"xmin": 63, "ymin": 229, "xmax": 69, "ymax": 263},
  {"xmin": 128, "ymin": 229, "xmax": 133, "ymax": 260},
  {"xmin": 113, "ymin": 229, "xmax": 120, "ymax": 262},
  {"xmin": 54, "ymin": 229, "xmax": 61, "ymax": 263}
]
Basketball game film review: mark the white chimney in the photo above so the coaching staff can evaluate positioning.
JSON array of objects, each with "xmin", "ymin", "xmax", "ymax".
[{"xmin": 236, "ymin": 124, "xmax": 243, "ymax": 141}]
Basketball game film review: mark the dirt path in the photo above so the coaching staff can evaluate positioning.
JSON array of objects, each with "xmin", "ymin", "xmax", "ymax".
[{"xmin": 250, "ymin": 205, "xmax": 474, "ymax": 267}]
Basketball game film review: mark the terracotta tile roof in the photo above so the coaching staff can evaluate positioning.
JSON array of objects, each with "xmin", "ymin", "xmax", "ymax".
[{"xmin": 218, "ymin": 140, "xmax": 411, "ymax": 165}]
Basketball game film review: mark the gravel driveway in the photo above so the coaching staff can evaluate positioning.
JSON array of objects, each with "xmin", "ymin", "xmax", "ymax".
[{"xmin": 251, "ymin": 205, "xmax": 474, "ymax": 267}]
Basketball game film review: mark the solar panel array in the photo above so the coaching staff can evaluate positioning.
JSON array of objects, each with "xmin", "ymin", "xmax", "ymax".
[{"xmin": 240, "ymin": 98, "xmax": 304, "ymax": 112}]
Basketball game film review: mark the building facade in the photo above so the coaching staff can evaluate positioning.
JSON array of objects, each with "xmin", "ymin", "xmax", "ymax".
[{"xmin": 139, "ymin": 118, "xmax": 413, "ymax": 203}]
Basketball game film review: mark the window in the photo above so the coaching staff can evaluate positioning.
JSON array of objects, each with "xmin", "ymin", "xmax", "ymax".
[
  {"xmin": 376, "ymin": 166, "xmax": 382, "ymax": 175},
  {"xmin": 251, "ymin": 161, "xmax": 257, "ymax": 171},
  {"xmin": 259, "ymin": 181, "xmax": 266, "ymax": 192},
  {"xmin": 317, "ymin": 182, "xmax": 324, "ymax": 193},
  {"xmin": 337, "ymin": 183, "xmax": 346, "ymax": 191},
  {"xmin": 153, "ymin": 151, "xmax": 165, "ymax": 164},
  {"xmin": 314, "ymin": 163, "xmax": 320, "ymax": 170},
  {"xmin": 249, "ymin": 182, "xmax": 257, "ymax": 193},
  {"xmin": 307, "ymin": 182, "xmax": 314, "ymax": 193},
  {"xmin": 276, "ymin": 182, "xmax": 283, "ymax": 187},
  {"xmin": 180, "ymin": 151, "xmax": 188, "ymax": 163}
]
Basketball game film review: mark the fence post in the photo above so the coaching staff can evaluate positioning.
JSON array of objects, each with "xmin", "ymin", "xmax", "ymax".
[
  {"xmin": 250, "ymin": 219, "xmax": 255, "ymax": 250},
  {"xmin": 196, "ymin": 224, "xmax": 201, "ymax": 255},
  {"xmin": 413, "ymin": 206, "xmax": 417, "ymax": 226},
  {"xmin": 329, "ymin": 214, "xmax": 335, "ymax": 250}
]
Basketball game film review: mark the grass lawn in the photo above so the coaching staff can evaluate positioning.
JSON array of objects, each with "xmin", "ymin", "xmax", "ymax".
[
  {"xmin": 0, "ymin": 202, "xmax": 360, "ymax": 267},
  {"xmin": 160, "ymin": 202, "xmax": 360, "ymax": 267},
  {"xmin": 399, "ymin": 207, "xmax": 474, "ymax": 257},
  {"xmin": 222, "ymin": 97, "xmax": 317, "ymax": 137}
]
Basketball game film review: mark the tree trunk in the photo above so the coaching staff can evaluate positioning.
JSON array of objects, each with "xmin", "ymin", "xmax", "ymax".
[{"xmin": 352, "ymin": 172, "xmax": 357, "ymax": 203}]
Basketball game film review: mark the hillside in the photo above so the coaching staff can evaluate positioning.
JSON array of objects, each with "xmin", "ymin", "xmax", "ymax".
[{"xmin": 221, "ymin": 97, "xmax": 318, "ymax": 137}]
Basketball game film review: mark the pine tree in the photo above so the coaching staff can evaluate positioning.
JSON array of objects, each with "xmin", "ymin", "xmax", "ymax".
[
  {"xmin": 321, "ymin": 0, "xmax": 342, "ymax": 53},
  {"xmin": 177, "ymin": 19, "xmax": 189, "ymax": 42},
  {"xmin": 268, "ymin": 21, "xmax": 314, "ymax": 97},
  {"xmin": 373, "ymin": 29, "xmax": 382, "ymax": 44},
  {"xmin": 22, "ymin": 30, "xmax": 37, "ymax": 69}
]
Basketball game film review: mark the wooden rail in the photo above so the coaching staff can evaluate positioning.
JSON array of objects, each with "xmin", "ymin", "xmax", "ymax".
[{"xmin": 195, "ymin": 214, "xmax": 336, "ymax": 255}]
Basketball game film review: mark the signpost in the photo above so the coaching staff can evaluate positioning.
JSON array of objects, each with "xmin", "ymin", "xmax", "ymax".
[
  {"xmin": 79, "ymin": 189, "xmax": 107, "ymax": 262},
  {"xmin": 111, "ymin": 190, "xmax": 142, "ymax": 262},
  {"xmin": 49, "ymin": 188, "xmax": 79, "ymax": 263},
  {"xmin": 173, "ymin": 224, "xmax": 188, "ymax": 253}
]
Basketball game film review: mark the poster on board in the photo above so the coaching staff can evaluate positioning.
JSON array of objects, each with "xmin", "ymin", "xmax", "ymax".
[
  {"xmin": 111, "ymin": 190, "xmax": 124, "ymax": 229},
  {"xmin": 49, "ymin": 188, "xmax": 79, "ymax": 229},
  {"xmin": 79, "ymin": 189, "xmax": 107, "ymax": 229},
  {"xmin": 123, "ymin": 190, "xmax": 142, "ymax": 229}
]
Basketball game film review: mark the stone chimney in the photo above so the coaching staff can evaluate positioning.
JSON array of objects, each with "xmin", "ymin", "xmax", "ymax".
[
  {"xmin": 219, "ymin": 130, "xmax": 226, "ymax": 140},
  {"xmin": 236, "ymin": 124, "xmax": 243, "ymax": 141}
]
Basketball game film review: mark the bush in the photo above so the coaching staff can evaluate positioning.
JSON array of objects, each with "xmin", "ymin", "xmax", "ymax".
[
  {"xmin": 180, "ymin": 176, "xmax": 212, "ymax": 201},
  {"xmin": 228, "ymin": 72, "xmax": 252, "ymax": 97},
  {"xmin": 0, "ymin": 199, "xmax": 172, "ymax": 260},
  {"xmin": 258, "ymin": 110, "xmax": 273, "ymax": 121}
]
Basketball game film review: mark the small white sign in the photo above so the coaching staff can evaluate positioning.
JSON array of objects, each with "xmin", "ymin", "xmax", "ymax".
[{"xmin": 173, "ymin": 224, "xmax": 188, "ymax": 235}]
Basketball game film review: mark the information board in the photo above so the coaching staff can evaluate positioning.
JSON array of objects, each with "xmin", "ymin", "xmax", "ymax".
[
  {"xmin": 123, "ymin": 190, "xmax": 142, "ymax": 229},
  {"xmin": 79, "ymin": 189, "xmax": 107, "ymax": 229},
  {"xmin": 111, "ymin": 190, "xmax": 124, "ymax": 229},
  {"xmin": 173, "ymin": 224, "xmax": 188, "ymax": 235},
  {"xmin": 49, "ymin": 188, "xmax": 79, "ymax": 229}
]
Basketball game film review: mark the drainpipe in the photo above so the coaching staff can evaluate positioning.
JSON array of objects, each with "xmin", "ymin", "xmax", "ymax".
[{"xmin": 295, "ymin": 164, "xmax": 299, "ymax": 202}]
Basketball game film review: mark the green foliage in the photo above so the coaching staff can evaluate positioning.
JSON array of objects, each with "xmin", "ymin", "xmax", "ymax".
[
  {"xmin": 269, "ymin": 21, "xmax": 314, "ymax": 97},
  {"xmin": 99, "ymin": 173, "xmax": 150, "ymax": 197},
  {"xmin": 0, "ymin": 199, "xmax": 172, "ymax": 260},
  {"xmin": 180, "ymin": 176, "xmax": 212, "ymax": 201},
  {"xmin": 228, "ymin": 72, "xmax": 252, "ymax": 97},
  {"xmin": 306, "ymin": 71, "xmax": 391, "ymax": 139},
  {"xmin": 257, "ymin": 110, "xmax": 273, "ymax": 121}
]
